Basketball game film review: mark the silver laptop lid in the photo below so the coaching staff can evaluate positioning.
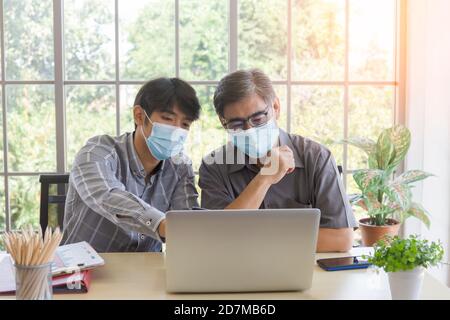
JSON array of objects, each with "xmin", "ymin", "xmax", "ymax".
[{"xmin": 165, "ymin": 209, "xmax": 320, "ymax": 293}]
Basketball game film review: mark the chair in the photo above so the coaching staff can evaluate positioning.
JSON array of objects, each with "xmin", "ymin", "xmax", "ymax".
[{"xmin": 39, "ymin": 174, "xmax": 70, "ymax": 234}]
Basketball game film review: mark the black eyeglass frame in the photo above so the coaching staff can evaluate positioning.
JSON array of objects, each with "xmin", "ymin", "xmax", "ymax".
[{"xmin": 221, "ymin": 105, "xmax": 274, "ymax": 131}]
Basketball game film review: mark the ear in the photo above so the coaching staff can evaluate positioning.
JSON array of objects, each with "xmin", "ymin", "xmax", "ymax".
[
  {"xmin": 218, "ymin": 115, "xmax": 227, "ymax": 128},
  {"xmin": 133, "ymin": 105, "xmax": 145, "ymax": 127},
  {"xmin": 273, "ymin": 97, "xmax": 281, "ymax": 121}
]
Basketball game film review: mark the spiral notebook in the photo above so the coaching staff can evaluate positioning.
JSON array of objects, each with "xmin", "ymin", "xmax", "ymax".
[{"xmin": 52, "ymin": 241, "xmax": 105, "ymax": 276}]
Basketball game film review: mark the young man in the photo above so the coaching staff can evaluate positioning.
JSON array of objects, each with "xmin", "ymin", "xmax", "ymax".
[
  {"xmin": 199, "ymin": 69, "xmax": 357, "ymax": 252},
  {"xmin": 63, "ymin": 78, "xmax": 201, "ymax": 252}
]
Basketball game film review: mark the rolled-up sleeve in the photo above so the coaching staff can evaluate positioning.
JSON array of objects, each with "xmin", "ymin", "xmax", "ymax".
[
  {"xmin": 71, "ymin": 148, "xmax": 165, "ymax": 242},
  {"xmin": 198, "ymin": 160, "xmax": 234, "ymax": 209},
  {"xmin": 312, "ymin": 148, "xmax": 358, "ymax": 229}
]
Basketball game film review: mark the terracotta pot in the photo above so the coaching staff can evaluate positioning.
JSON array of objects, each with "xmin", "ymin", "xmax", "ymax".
[{"xmin": 359, "ymin": 218, "xmax": 401, "ymax": 247}]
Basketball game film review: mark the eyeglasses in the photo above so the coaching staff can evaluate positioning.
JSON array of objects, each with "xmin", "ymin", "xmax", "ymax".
[{"xmin": 222, "ymin": 105, "xmax": 272, "ymax": 131}]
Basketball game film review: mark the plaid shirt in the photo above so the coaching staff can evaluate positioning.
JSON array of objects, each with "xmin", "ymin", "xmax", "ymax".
[{"xmin": 62, "ymin": 133, "xmax": 198, "ymax": 252}]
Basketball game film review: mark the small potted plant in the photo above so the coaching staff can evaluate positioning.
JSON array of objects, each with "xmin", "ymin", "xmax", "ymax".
[
  {"xmin": 365, "ymin": 235, "xmax": 444, "ymax": 300},
  {"xmin": 347, "ymin": 125, "xmax": 434, "ymax": 246}
]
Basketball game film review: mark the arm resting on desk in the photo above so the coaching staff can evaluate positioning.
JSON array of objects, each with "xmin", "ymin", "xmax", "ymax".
[
  {"xmin": 71, "ymin": 161, "xmax": 165, "ymax": 242},
  {"xmin": 316, "ymin": 228, "xmax": 354, "ymax": 253}
]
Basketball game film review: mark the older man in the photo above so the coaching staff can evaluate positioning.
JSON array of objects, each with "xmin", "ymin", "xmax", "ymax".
[{"xmin": 199, "ymin": 69, "xmax": 357, "ymax": 252}]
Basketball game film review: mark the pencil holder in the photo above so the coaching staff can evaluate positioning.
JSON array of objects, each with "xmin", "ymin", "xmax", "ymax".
[{"xmin": 15, "ymin": 263, "xmax": 53, "ymax": 300}]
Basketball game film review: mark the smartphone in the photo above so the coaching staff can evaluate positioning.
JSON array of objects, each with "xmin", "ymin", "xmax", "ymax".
[{"xmin": 317, "ymin": 256, "xmax": 371, "ymax": 271}]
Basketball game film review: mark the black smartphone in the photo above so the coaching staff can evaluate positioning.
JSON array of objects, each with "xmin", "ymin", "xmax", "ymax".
[{"xmin": 317, "ymin": 256, "xmax": 371, "ymax": 271}]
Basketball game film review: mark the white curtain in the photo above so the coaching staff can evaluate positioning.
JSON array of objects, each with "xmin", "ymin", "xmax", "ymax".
[{"xmin": 405, "ymin": 0, "xmax": 450, "ymax": 286}]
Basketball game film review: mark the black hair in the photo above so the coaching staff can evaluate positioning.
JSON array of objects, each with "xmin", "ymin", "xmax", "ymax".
[{"xmin": 134, "ymin": 78, "xmax": 201, "ymax": 127}]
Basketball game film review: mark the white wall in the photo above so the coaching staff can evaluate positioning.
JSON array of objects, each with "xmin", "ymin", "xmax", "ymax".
[{"xmin": 405, "ymin": 0, "xmax": 450, "ymax": 286}]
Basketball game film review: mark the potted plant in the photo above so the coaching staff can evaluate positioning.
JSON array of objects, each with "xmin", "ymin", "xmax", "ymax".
[
  {"xmin": 347, "ymin": 125, "xmax": 434, "ymax": 246},
  {"xmin": 365, "ymin": 235, "xmax": 444, "ymax": 300}
]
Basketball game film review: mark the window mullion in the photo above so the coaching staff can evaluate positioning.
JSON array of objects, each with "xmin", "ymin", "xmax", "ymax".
[
  {"xmin": 53, "ymin": 0, "xmax": 66, "ymax": 174},
  {"xmin": 287, "ymin": 0, "xmax": 292, "ymax": 134},
  {"xmin": 0, "ymin": 0, "xmax": 11, "ymax": 231},
  {"xmin": 115, "ymin": 0, "xmax": 120, "ymax": 136},
  {"xmin": 175, "ymin": 0, "xmax": 180, "ymax": 78},
  {"xmin": 343, "ymin": 0, "xmax": 350, "ymax": 189},
  {"xmin": 229, "ymin": 0, "xmax": 238, "ymax": 72}
]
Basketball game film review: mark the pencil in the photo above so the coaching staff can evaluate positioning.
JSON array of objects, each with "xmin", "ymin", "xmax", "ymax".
[{"xmin": 3, "ymin": 225, "xmax": 64, "ymax": 299}]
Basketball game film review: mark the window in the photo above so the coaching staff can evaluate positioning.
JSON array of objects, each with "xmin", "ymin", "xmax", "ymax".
[{"xmin": 0, "ymin": 0, "xmax": 402, "ymax": 231}]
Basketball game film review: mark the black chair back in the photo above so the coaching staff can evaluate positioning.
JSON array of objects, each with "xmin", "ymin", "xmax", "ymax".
[
  {"xmin": 39, "ymin": 174, "xmax": 70, "ymax": 234},
  {"xmin": 337, "ymin": 165, "xmax": 343, "ymax": 178}
]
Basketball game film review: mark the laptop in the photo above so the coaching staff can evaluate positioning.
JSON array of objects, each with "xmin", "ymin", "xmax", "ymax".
[{"xmin": 165, "ymin": 209, "xmax": 320, "ymax": 293}]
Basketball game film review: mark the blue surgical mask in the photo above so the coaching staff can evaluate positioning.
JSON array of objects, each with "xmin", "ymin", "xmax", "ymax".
[
  {"xmin": 141, "ymin": 112, "xmax": 188, "ymax": 161},
  {"xmin": 228, "ymin": 118, "xmax": 280, "ymax": 159}
]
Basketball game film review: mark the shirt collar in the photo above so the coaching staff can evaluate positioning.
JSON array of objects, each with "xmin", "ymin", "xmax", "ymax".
[
  {"xmin": 279, "ymin": 129, "xmax": 304, "ymax": 168},
  {"xmin": 128, "ymin": 132, "xmax": 165, "ymax": 179},
  {"xmin": 227, "ymin": 129, "xmax": 304, "ymax": 174}
]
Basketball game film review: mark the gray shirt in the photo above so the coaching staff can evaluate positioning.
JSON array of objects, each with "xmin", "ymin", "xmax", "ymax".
[
  {"xmin": 63, "ymin": 133, "xmax": 199, "ymax": 252},
  {"xmin": 199, "ymin": 130, "xmax": 357, "ymax": 229}
]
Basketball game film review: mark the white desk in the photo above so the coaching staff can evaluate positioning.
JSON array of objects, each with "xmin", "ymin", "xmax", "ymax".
[{"xmin": 2, "ymin": 248, "xmax": 449, "ymax": 300}]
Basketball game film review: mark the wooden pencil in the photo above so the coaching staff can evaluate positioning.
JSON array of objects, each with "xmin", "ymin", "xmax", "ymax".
[{"xmin": 2, "ymin": 225, "xmax": 64, "ymax": 299}]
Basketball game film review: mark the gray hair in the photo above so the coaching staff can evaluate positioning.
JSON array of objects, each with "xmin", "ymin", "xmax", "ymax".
[{"xmin": 213, "ymin": 69, "xmax": 276, "ymax": 118}]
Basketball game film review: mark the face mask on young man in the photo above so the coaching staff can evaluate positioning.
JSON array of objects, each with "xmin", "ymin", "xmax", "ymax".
[
  {"xmin": 226, "ymin": 106, "xmax": 280, "ymax": 159},
  {"xmin": 141, "ymin": 111, "xmax": 189, "ymax": 161}
]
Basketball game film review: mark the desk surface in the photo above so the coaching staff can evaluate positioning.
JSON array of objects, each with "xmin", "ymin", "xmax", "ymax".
[
  {"xmin": 43, "ymin": 249, "xmax": 450, "ymax": 300},
  {"xmin": 2, "ymin": 249, "xmax": 450, "ymax": 300}
]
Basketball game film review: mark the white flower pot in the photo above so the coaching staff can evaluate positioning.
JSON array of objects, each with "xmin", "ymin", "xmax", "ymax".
[{"xmin": 388, "ymin": 267, "xmax": 425, "ymax": 300}]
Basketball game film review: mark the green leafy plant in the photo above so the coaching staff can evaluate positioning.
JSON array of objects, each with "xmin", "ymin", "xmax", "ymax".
[
  {"xmin": 364, "ymin": 235, "xmax": 444, "ymax": 272},
  {"xmin": 347, "ymin": 125, "xmax": 434, "ymax": 226}
]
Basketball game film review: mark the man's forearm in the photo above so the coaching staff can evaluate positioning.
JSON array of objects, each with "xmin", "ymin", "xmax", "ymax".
[
  {"xmin": 225, "ymin": 174, "xmax": 272, "ymax": 210},
  {"xmin": 316, "ymin": 228, "xmax": 354, "ymax": 253}
]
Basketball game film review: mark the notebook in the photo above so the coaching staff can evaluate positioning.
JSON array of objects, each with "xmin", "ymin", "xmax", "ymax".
[
  {"xmin": 52, "ymin": 241, "xmax": 105, "ymax": 276},
  {"xmin": 0, "ymin": 254, "xmax": 15, "ymax": 293},
  {"xmin": 52, "ymin": 270, "xmax": 92, "ymax": 293}
]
